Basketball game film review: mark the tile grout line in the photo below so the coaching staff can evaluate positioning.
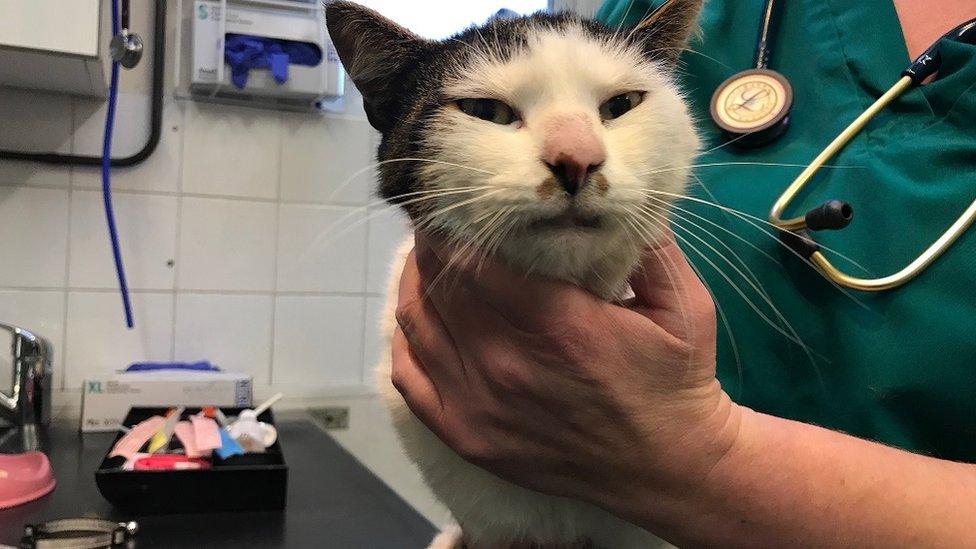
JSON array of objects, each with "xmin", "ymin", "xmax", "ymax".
[
  {"xmin": 359, "ymin": 132, "xmax": 377, "ymax": 385},
  {"xmin": 0, "ymin": 287, "xmax": 384, "ymax": 298},
  {"xmin": 0, "ymin": 182, "xmax": 371, "ymax": 209},
  {"xmin": 60, "ymin": 190, "xmax": 74, "ymax": 390},
  {"xmin": 59, "ymin": 95, "xmax": 78, "ymax": 391},
  {"xmin": 170, "ymin": 102, "xmax": 187, "ymax": 362},
  {"xmin": 268, "ymin": 111, "xmax": 285, "ymax": 387}
]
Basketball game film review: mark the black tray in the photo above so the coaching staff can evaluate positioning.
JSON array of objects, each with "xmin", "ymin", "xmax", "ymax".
[{"xmin": 95, "ymin": 407, "xmax": 288, "ymax": 514}]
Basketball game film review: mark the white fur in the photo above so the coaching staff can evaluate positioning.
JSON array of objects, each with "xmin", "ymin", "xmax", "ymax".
[{"xmin": 378, "ymin": 25, "xmax": 697, "ymax": 548}]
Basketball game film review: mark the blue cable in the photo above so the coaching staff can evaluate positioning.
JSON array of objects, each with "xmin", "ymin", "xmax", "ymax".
[{"xmin": 104, "ymin": 0, "xmax": 134, "ymax": 329}]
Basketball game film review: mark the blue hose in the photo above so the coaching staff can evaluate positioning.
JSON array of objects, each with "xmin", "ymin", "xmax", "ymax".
[{"xmin": 104, "ymin": 0, "xmax": 134, "ymax": 329}]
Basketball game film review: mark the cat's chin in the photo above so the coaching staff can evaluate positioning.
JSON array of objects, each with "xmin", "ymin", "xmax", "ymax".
[
  {"xmin": 492, "ymin": 222, "xmax": 651, "ymax": 300},
  {"xmin": 530, "ymin": 212, "xmax": 603, "ymax": 231}
]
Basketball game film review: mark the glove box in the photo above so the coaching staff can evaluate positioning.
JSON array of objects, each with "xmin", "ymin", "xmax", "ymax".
[{"xmin": 190, "ymin": 0, "xmax": 344, "ymax": 109}]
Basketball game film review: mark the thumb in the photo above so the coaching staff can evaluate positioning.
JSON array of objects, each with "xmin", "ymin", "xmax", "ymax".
[{"xmin": 628, "ymin": 232, "xmax": 713, "ymax": 332}]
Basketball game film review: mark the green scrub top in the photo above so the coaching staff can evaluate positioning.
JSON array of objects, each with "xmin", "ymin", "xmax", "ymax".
[{"xmin": 597, "ymin": 0, "xmax": 976, "ymax": 462}]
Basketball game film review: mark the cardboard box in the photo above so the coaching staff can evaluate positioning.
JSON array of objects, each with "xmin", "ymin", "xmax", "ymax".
[{"xmin": 81, "ymin": 371, "xmax": 252, "ymax": 432}]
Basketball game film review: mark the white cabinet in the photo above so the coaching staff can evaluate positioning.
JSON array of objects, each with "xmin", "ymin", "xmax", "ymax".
[{"xmin": 0, "ymin": 0, "xmax": 109, "ymax": 96}]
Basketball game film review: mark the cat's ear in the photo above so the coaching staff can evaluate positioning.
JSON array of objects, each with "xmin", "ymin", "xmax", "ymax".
[
  {"xmin": 629, "ymin": 0, "xmax": 703, "ymax": 66},
  {"xmin": 326, "ymin": 1, "xmax": 427, "ymax": 131}
]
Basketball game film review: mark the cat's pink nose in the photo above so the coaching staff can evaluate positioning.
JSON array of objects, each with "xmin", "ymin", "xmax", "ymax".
[{"xmin": 542, "ymin": 115, "xmax": 606, "ymax": 197}]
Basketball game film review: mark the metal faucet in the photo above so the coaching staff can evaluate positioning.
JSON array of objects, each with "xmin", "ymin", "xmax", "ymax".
[{"xmin": 0, "ymin": 323, "xmax": 52, "ymax": 427}]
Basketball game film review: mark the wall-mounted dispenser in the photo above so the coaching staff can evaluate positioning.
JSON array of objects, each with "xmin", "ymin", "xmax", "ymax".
[{"xmin": 190, "ymin": 0, "xmax": 344, "ymax": 110}]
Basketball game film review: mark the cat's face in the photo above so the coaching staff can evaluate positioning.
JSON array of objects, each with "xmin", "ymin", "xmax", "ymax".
[{"xmin": 327, "ymin": 1, "xmax": 702, "ymax": 288}]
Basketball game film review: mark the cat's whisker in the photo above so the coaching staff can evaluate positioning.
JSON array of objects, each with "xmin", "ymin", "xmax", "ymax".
[
  {"xmin": 684, "ymin": 247, "xmax": 744, "ymax": 398},
  {"xmin": 681, "ymin": 48, "xmax": 735, "ymax": 73},
  {"xmin": 655, "ymin": 201, "xmax": 779, "ymax": 287},
  {"xmin": 469, "ymin": 205, "xmax": 510, "ymax": 227},
  {"xmin": 411, "ymin": 189, "xmax": 513, "ymax": 298},
  {"xmin": 636, "ymin": 189, "xmax": 872, "ymax": 312},
  {"xmin": 622, "ymin": 0, "xmax": 669, "ymax": 43},
  {"xmin": 643, "ymin": 204, "xmax": 819, "ymax": 367},
  {"xmin": 641, "ymin": 45, "xmax": 736, "ymax": 73},
  {"xmin": 661, "ymin": 212, "xmax": 787, "ymax": 354},
  {"xmin": 621, "ymin": 209, "xmax": 742, "ymax": 391},
  {"xmin": 680, "ymin": 166, "xmax": 762, "ymax": 270},
  {"xmin": 626, "ymin": 188, "xmax": 874, "ymax": 275},
  {"xmin": 620, "ymin": 213, "xmax": 692, "ymax": 337},
  {"xmin": 298, "ymin": 187, "xmax": 493, "ymax": 265},
  {"xmin": 613, "ymin": 0, "xmax": 640, "ymax": 37},
  {"xmin": 416, "ymin": 189, "xmax": 506, "ymax": 229},
  {"xmin": 668, "ymin": 225, "xmax": 822, "ymax": 365},
  {"xmin": 418, "ymin": 207, "xmax": 515, "ymax": 306},
  {"xmin": 450, "ymin": 38, "xmax": 478, "ymax": 54},
  {"xmin": 323, "ymin": 186, "xmax": 489, "ymax": 243},
  {"xmin": 696, "ymin": 131, "xmax": 764, "ymax": 157},
  {"xmin": 657, "ymin": 194, "xmax": 784, "ymax": 269},
  {"xmin": 645, "ymin": 188, "xmax": 874, "ymax": 312},
  {"xmin": 632, "ymin": 205, "xmax": 822, "ymax": 358},
  {"xmin": 638, "ymin": 161, "xmax": 861, "ymax": 178},
  {"xmin": 640, "ymin": 201, "xmax": 773, "ymax": 307},
  {"xmin": 421, "ymin": 246, "xmax": 470, "ymax": 305},
  {"xmin": 472, "ymin": 26, "xmax": 494, "ymax": 59},
  {"xmin": 644, "ymin": 187, "xmax": 868, "ymax": 310},
  {"xmin": 326, "ymin": 158, "xmax": 499, "ymax": 202},
  {"xmin": 692, "ymin": 170, "xmax": 874, "ymax": 291},
  {"xmin": 477, "ymin": 208, "xmax": 519, "ymax": 275},
  {"xmin": 453, "ymin": 206, "xmax": 512, "ymax": 277}
]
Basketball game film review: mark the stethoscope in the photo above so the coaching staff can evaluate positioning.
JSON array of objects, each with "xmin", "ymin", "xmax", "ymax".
[
  {"xmin": 109, "ymin": 0, "xmax": 144, "ymax": 69},
  {"xmin": 710, "ymin": 0, "xmax": 793, "ymax": 147},
  {"xmin": 708, "ymin": 2, "xmax": 976, "ymax": 292}
]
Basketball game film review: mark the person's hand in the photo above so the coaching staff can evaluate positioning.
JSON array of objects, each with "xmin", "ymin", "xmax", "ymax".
[{"xmin": 391, "ymin": 232, "xmax": 743, "ymax": 519}]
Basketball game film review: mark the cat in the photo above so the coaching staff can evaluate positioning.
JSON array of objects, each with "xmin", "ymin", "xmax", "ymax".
[{"xmin": 326, "ymin": 1, "xmax": 702, "ymax": 547}]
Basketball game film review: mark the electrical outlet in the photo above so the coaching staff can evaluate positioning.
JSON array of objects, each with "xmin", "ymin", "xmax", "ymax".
[{"xmin": 308, "ymin": 406, "xmax": 350, "ymax": 430}]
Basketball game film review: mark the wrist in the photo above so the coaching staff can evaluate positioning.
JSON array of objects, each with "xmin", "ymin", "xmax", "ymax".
[
  {"xmin": 646, "ymin": 406, "xmax": 775, "ymax": 547},
  {"xmin": 599, "ymin": 380, "xmax": 747, "ymax": 532}
]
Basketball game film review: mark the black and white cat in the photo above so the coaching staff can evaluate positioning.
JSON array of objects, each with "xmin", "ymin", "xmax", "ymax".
[{"xmin": 326, "ymin": 1, "xmax": 702, "ymax": 547}]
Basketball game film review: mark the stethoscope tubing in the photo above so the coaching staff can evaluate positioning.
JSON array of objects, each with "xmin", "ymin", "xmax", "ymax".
[
  {"xmin": 754, "ymin": 0, "xmax": 784, "ymax": 69},
  {"xmin": 769, "ymin": 16, "xmax": 976, "ymax": 292}
]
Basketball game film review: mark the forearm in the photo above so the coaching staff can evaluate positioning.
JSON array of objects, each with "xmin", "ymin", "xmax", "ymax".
[{"xmin": 629, "ymin": 408, "xmax": 976, "ymax": 548}]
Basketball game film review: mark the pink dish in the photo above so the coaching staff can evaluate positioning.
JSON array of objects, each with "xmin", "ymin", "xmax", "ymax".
[{"xmin": 0, "ymin": 451, "xmax": 56, "ymax": 509}]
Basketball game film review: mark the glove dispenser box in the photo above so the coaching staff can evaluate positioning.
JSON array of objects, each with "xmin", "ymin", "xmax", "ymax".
[{"xmin": 191, "ymin": 0, "xmax": 344, "ymax": 110}]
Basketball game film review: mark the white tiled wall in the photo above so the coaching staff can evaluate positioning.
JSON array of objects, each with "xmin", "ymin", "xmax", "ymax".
[{"xmin": 0, "ymin": 4, "xmax": 411, "ymax": 401}]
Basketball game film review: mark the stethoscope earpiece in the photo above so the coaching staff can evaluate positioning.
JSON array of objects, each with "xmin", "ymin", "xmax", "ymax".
[{"xmin": 804, "ymin": 200, "xmax": 853, "ymax": 232}]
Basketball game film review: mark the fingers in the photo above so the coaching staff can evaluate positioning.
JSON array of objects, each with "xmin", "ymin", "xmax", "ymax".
[
  {"xmin": 396, "ymin": 247, "xmax": 467, "ymax": 385},
  {"xmin": 414, "ymin": 232, "xmax": 599, "ymax": 332},
  {"xmin": 390, "ymin": 327, "xmax": 443, "ymax": 428},
  {"xmin": 627, "ymin": 232, "xmax": 714, "ymax": 337},
  {"xmin": 629, "ymin": 231, "xmax": 706, "ymax": 310}
]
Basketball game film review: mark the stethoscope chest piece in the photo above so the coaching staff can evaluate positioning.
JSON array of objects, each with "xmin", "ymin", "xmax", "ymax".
[
  {"xmin": 711, "ymin": 0, "xmax": 793, "ymax": 148},
  {"xmin": 710, "ymin": 68, "xmax": 793, "ymax": 147}
]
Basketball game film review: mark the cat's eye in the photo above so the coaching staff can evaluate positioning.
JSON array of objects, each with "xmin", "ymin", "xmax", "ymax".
[
  {"xmin": 599, "ymin": 91, "xmax": 645, "ymax": 121},
  {"xmin": 456, "ymin": 98, "xmax": 519, "ymax": 125}
]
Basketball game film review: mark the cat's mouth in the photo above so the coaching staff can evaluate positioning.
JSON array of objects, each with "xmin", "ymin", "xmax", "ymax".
[{"xmin": 531, "ymin": 210, "xmax": 602, "ymax": 231}]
